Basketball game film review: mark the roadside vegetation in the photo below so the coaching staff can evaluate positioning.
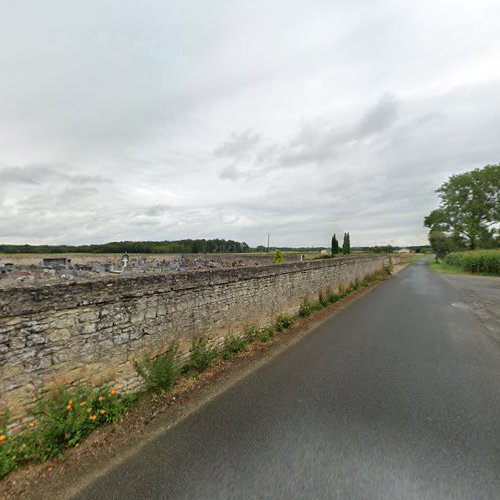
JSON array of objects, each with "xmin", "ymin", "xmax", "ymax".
[
  {"xmin": 0, "ymin": 267, "xmax": 392, "ymax": 480},
  {"xmin": 429, "ymin": 249, "xmax": 500, "ymax": 276}
]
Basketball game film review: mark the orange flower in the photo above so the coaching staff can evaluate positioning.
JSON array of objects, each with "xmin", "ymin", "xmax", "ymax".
[
  {"xmin": 80, "ymin": 401, "xmax": 86, "ymax": 407},
  {"xmin": 99, "ymin": 409, "xmax": 106, "ymax": 414},
  {"xmin": 86, "ymin": 408, "xmax": 92, "ymax": 413},
  {"xmin": 98, "ymin": 396, "xmax": 105, "ymax": 402},
  {"xmin": 66, "ymin": 404, "xmax": 72, "ymax": 410},
  {"xmin": 89, "ymin": 415, "xmax": 97, "ymax": 421},
  {"xmin": 68, "ymin": 400, "xmax": 73, "ymax": 405},
  {"xmin": 110, "ymin": 389, "xmax": 116, "ymax": 396},
  {"xmin": 28, "ymin": 422, "xmax": 35, "ymax": 428},
  {"xmin": 0, "ymin": 435, "xmax": 5, "ymax": 442}
]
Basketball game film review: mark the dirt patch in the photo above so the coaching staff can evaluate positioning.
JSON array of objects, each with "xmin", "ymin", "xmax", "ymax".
[{"xmin": 0, "ymin": 277, "xmax": 389, "ymax": 500}]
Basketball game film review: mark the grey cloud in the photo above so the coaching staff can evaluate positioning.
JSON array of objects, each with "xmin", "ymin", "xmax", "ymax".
[
  {"xmin": 214, "ymin": 130, "xmax": 261, "ymax": 159},
  {"xmin": 356, "ymin": 95, "xmax": 399, "ymax": 138},
  {"xmin": 144, "ymin": 204, "xmax": 171, "ymax": 216}
]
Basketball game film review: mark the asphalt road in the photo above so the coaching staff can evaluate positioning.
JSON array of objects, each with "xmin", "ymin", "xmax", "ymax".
[{"xmin": 76, "ymin": 258, "xmax": 500, "ymax": 499}]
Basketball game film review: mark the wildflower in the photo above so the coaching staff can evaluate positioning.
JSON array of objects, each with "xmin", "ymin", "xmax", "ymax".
[
  {"xmin": 69, "ymin": 400, "xmax": 73, "ymax": 405},
  {"xmin": 110, "ymin": 389, "xmax": 116, "ymax": 396},
  {"xmin": 99, "ymin": 409, "xmax": 106, "ymax": 415},
  {"xmin": 87, "ymin": 408, "xmax": 92, "ymax": 413},
  {"xmin": 89, "ymin": 415, "xmax": 97, "ymax": 421},
  {"xmin": 66, "ymin": 404, "xmax": 72, "ymax": 410},
  {"xmin": 98, "ymin": 396, "xmax": 105, "ymax": 402},
  {"xmin": 115, "ymin": 383, "xmax": 121, "ymax": 388},
  {"xmin": 28, "ymin": 422, "xmax": 35, "ymax": 428},
  {"xmin": 0, "ymin": 434, "xmax": 5, "ymax": 442},
  {"xmin": 80, "ymin": 401, "xmax": 86, "ymax": 407}
]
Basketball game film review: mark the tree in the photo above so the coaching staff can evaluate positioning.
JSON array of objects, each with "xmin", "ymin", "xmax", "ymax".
[
  {"xmin": 331, "ymin": 234, "xmax": 340, "ymax": 256},
  {"xmin": 272, "ymin": 249, "xmax": 284, "ymax": 263},
  {"xmin": 342, "ymin": 233, "xmax": 351, "ymax": 254},
  {"xmin": 424, "ymin": 164, "xmax": 500, "ymax": 250},
  {"xmin": 429, "ymin": 230, "xmax": 452, "ymax": 262}
]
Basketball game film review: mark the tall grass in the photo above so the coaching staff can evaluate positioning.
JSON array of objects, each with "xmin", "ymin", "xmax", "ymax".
[{"xmin": 445, "ymin": 249, "xmax": 500, "ymax": 275}]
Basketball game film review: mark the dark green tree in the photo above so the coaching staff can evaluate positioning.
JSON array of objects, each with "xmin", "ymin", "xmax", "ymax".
[
  {"xmin": 342, "ymin": 232, "xmax": 351, "ymax": 254},
  {"xmin": 331, "ymin": 234, "xmax": 340, "ymax": 256},
  {"xmin": 424, "ymin": 164, "xmax": 500, "ymax": 250}
]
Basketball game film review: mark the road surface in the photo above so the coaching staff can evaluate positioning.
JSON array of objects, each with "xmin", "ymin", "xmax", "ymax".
[{"xmin": 76, "ymin": 258, "xmax": 500, "ymax": 499}]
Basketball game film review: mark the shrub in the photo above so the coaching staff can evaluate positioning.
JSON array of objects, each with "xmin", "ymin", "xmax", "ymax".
[
  {"xmin": 134, "ymin": 343, "xmax": 180, "ymax": 393},
  {"xmin": 299, "ymin": 299, "xmax": 313, "ymax": 317},
  {"xmin": 272, "ymin": 249, "xmax": 284, "ymax": 264},
  {"xmin": 327, "ymin": 290, "xmax": 338, "ymax": 303},
  {"xmin": 184, "ymin": 336, "xmax": 218, "ymax": 373},
  {"xmin": 275, "ymin": 315, "xmax": 294, "ymax": 332},
  {"xmin": 222, "ymin": 335, "xmax": 248, "ymax": 359}
]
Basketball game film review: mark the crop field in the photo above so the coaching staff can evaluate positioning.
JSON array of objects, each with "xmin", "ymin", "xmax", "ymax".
[{"xmin": 445, "ymin": 249, "xmax": 500, "ymax": 276}]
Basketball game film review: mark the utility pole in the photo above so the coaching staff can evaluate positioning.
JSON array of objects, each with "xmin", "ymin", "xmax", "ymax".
[{"xmin": 267, "ymin": 234, "xmax": 270, "ymax": 252}]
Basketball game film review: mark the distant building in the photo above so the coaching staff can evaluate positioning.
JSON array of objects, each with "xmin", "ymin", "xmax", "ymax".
[
  {"xmin": 42, "ymin": 257, "xmax": 71, "ymax": 269},
  {"xmin": 320, "ymin": 249, "xmax": 329, "ymax": 255},
  {"xmin": 398, "ymin": 248, "xmax": 413, "ymax": 254}
]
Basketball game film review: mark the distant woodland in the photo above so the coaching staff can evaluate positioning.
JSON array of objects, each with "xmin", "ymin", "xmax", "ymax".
[{"xmin": 0, "ymin": 239, "xmax": 252, "ymax": 254}]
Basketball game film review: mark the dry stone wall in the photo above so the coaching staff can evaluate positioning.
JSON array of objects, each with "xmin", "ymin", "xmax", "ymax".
[{"xmin": 0, "ymin": 255, "xmax": 388, "ymax": 421}]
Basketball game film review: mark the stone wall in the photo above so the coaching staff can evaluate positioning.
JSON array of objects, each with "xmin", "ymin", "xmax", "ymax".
[{"xmin": 0, "ymin": 255, "xmax": 389, "ymax": 421}]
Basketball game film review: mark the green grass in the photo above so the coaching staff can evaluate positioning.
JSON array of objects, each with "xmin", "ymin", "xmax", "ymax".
[{"xmin": 427, "ymin": 259, "xmax": 463, "ymax": 274}]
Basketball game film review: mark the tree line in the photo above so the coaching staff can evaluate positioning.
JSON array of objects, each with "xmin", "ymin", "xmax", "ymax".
[{"xmin": 0, "ymin": 239, "xmax": 251, "ymax": 255}]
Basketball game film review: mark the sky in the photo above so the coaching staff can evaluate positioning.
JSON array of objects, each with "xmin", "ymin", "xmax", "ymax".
[{"xmin": 1, "ymin": 0, "xmax": 500, "ymax": 248}]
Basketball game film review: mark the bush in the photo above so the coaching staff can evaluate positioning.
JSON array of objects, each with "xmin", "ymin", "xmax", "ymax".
[
  {"xmin": 134, "ymin": 343, "xmax": 180, "ymax": 393},
  {"xmin": 275, "ymin": 315, "xmax": 294, "ymax": 332},
  {"xmin": 222, "ymin": 335, "xmax": 248, "ymax": 359},
  {"xmin": 326, "ymin": 290, "xmax": 338, "ymax": 303},
  {"xmin": 299, "ymin": 299, "xmax": 313, "ymax": 317},
  {"xmin": 1, "ymin": 382, "xmax": 134, "ymax": 477},
  {"xmin": 445, "ymin": 249, "xmax": 500, "ymax": 275},
  {"xmin": 184, "ymin": 336, "xmax": 218, "ymax": 373}
]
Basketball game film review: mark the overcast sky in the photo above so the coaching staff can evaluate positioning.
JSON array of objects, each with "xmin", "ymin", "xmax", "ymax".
[{"xmin": 1, "ymin": 1, "xmax": 499, "ymax": 248}]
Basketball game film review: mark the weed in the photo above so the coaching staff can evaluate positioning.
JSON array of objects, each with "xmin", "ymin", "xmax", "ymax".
[
  {"xmin": 318, "ymin": 291, "xmax": 329, "ymax": 308},
  {"xmin": 222, "ymin": 335, "xmax": 248, "ymax": 359},
  {"xmin": 299, "ymin": 299, "xmax": 313, "ymax": 317},
  {"xmin": 183, "ymin": 336, "xmax": 218, "ymax": 373},
  {"xmin": 134, "ymin": 343, "xmax": 180, "ymax": 393},
  {"xmin": 244, "ymin": 324, "xmax": 259, "ymax": 341},
  {"xmin": 258, "ymin": 328, "xmax": 276, "ymax": 342},
  {"xmin": 326, "ymin": 290, "xmax": 338, "ymax": 303},
  {"xmin": 0, "ymin": 382, "xmax": 134, "ymax": 477},
  {"xmin": 275, "ymin": 315, "xmax": 294, "ymax": 332}
]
